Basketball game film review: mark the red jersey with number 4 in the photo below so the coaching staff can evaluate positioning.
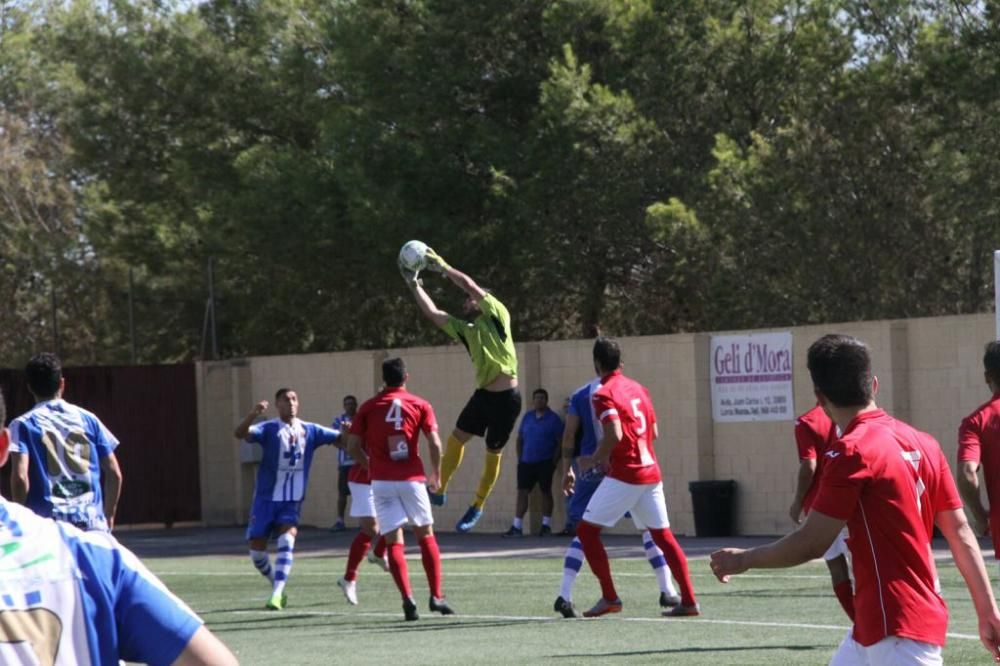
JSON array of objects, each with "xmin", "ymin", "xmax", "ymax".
[
  {"xmin": 349, "ymin": 387, "xmax": 438, "ymax": 482},
  {"xmin": 592, "ymin": 370, "xmax": 661, "ymax": 485},
  {"xmin": 957, "ymin": 393, "xmax": 1000, "ymax": 557},
  {"xmin": 811, "ymin": 409, "xmax": 960, "ymax": 648},
  {"xmin": 795, "ymin": 404, "xmax": 838, "ymax": 512}
]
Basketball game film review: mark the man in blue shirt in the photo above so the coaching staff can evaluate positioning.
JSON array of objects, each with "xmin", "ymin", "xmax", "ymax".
[
  {"xmin": 552, "ymin": 378, "xmax": 681, "ymax": 618},
  {"xmin": 234, "ymin": 387, "xmax": 342, "ymax": 610},
  {"xmin": 9, "ymin": 353, "xmax": 123, "ymax": 532},
  {"xmin": 331, "ymin": 394, "xmax": 358, "ymax": 532},
  {"xmin": 503, "ymin": 389, "xmax": 564, "ymax": 537},
  {"xmin": 0, "ymin": 388, "xmax": 238, "ymax": 666}
]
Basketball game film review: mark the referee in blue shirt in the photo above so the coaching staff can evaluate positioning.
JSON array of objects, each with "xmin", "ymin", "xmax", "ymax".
[{"xmin": 503, "ymin": 389, "xmax": 564, "ymax": 537}]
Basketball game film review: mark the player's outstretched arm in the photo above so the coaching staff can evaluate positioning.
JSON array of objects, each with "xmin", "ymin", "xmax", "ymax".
[
  {"xmin": 403, "ymin": 273, "xmax": 450, "ymax": 328},
  {"xmin": 170, "ymin": 626, "xmax": 238, "ymax": 666},
  {"xmin": 9, "ymin": 452, "xmax": 29, "ymax": 503},
  {"xmin": 710, "ymin": 510, "xmax": 844, "ymax": 582},
  {"xmin": 100, "ymin": 452, "xmax": 123, "ymax": 530},
  {"xmin": 958, "ymin": 461, "xmax": 990, "ymax": 536},
  {"xmin": 233, "ymin": 400, "xmax": 268, "ymax": 440},
  {"xmin": 936, "ymin": 507, "xmax": 1000, "ymax": 661},
  {"xmin": 425, "ymin": 248, "xmax": 487, "ymax": 302},
  {"xmin": 789, "ymin": 458, "xmax": 817, "ymax": 525},
  {"xmin": 346, "ymin": 433, "xmax": 368, "ymax": 470}
]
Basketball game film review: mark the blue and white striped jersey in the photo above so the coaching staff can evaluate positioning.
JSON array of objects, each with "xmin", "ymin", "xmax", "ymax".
[
  {"xmin": 567, "ymin": 379, "xmax": 603, "ymax": 457},
  {"xmin": 246, "ymin": 418, "xmax": 340, "ymax": 502},
  {"xmin": 9, "ymin": 400, "xmax": 118, "ymax": 530},
  {"xmin": 332, "ymin": 413, "xmax": 355, "ymax": 467},
  {"xmin": 0, "ymin": 499, "xmax": 201, "ymax": 665}
]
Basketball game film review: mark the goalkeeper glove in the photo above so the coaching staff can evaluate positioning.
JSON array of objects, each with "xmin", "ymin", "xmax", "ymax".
[
  {"xmin": 424, "ymin": 247, "xmax": 451, "ymax": 273},
  {"xmin": 398, "ymin": 259, "xmax": 422, "ymax": 287}
]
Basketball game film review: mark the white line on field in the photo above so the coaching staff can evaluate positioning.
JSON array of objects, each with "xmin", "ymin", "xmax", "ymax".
[
  {"xmin": 217, "ymin": 608, "xmax": 980, "ymax": 641},
  {"xmin": 152, "ymin": 570, "xmax": 834, "ymax": 579}
]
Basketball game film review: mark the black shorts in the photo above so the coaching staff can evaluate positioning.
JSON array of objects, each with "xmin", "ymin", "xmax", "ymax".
[
  {"xmin": 338, "ymin": 465, "xmax": 352, "ymax": 496},
  {"xmin": 455, "ymin": 388, "xmax": 522, "ymax": 451},
  {"xmin": 517, "ymin": 460, "xmax": 556, "ymax": 492}
]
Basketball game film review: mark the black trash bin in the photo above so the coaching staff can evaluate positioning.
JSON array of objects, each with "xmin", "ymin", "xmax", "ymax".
[{"xmin": 688, "ymin": 480, "xmax": 737, "ymax": 537}]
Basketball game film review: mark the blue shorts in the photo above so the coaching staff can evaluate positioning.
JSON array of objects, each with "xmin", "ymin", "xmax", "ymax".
[
  {"xmin": 567, "ymin": 468, "xmax": 606, "ymax": 526},
  {"xmin": 246, "ymin": 497, "xmax": 302, "ymax": 540}
]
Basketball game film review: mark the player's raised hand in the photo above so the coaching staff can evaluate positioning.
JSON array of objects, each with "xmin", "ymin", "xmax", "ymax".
[
  {"xmin": 424, "ymin": 247, "xmax": 451, "ymax": 273},
  {"xmin": 253, "ymin": 400, "xmax": 268, "ymax": 416},
  {"xmin": 709, "ymin": 547, "xmax": 749, "ymax": 583},
  {"xmin": 398, "ymin": 258, "xmax": 422, "ymax": 287}
]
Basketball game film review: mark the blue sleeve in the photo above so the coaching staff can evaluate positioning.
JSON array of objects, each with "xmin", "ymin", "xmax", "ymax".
[
  {"xmin": 88, "ymin": 415, "xmax": 120, "ymax": 458},
  {"xmin": 70, "ymin": 531, "xmax": 202, "ymax": 666},
  {"xmin": 246, "ymin": 423, "xmax": 264, "ymax": 443},
  {"xmin": 567, "ymin": 393, "xmax": 582, "ymax": 418},
  {"xmin": 9, "ymin": 419, "xmax": 29, "ymax": 454},
  {"xmin": 310, "ymin": 424, "xmax": 341, "ymax": 449}
]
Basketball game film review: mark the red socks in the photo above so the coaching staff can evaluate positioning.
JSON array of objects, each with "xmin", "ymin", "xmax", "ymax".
[
  {"xmin": 419, "ymin": 534, "xmax": 443, "ymax": 599},
  {"xmin": 344, "ymin": 531, "xmax": 372, "ymax": 582},
  {"xmin": 648, "ymin": 527, "xmax": 697, "ymax": 607},
  {"xmin": 576, "ymin": 522, "xmax": 618, "ymax": 601},
  {"xmin": 834, "ymin": 580, "xmax": 855, "ymax": 621},
  {"xmin": 373, "ymin": 535, "xmax": 387, "ymax": 559},
  {"xmin": 387, "ymin": 542, "xmax": 412, "ymax": 600}
]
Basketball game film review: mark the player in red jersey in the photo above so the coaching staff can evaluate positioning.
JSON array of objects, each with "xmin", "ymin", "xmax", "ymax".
[
  {"xmin": 335, "ymin": 443, "xmax": 390, "ymax": 606},
  {"xmin": 574, "ymin": 337, "xmax": 699, "ymax": 618},
  {"xmin": 346, "ymin": 357, "xmax": 454, "ymax": 621},
  {"xmin": 711, "ymin": 334, "xmax": 1000, "ymax": 664},
  {"xmin": 789, "ymin": 404, "xmax": 853, "ymax": 620},
  {"xmin": 958, "ymin": 341, "xmax": 1000, "ymax": 562}
]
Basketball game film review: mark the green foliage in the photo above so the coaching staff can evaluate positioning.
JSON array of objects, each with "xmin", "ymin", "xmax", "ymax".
[{"xmin": 1, "ymin": 0, "xmax": 998, "ymax": 365}]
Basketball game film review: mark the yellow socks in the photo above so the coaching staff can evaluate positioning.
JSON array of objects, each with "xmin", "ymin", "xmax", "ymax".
[
  {"xmin": 473, "ymin": 451, "xmax": 503, "ymax": 509},
  {"xmin": 439, "ymin": 435, "xmax": 466, "ymax": 493}
]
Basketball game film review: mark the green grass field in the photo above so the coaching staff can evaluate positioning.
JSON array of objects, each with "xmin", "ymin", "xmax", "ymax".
[{"xmin": 143, "ymin": 548, "xmax": 991, "ymax": 664}]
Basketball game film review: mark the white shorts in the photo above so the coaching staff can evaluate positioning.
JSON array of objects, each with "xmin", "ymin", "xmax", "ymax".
[
  {"xmin": 581, "ymin": 477, "xmax": 670, "ymax": 529},
  {"xmin": 372, "ymin": 480, "xmax": 434, "ymax": 533},
  {"xmin": 829, "ymin": 630, "xmax": 942, "ymax": 666},
  {"xmin": 347, "ymin": 482, "xmax": 376, "ymax": 519},
  {"xmin": 824, "ymin": 527, "xmax": 849, "ymax": 561}
]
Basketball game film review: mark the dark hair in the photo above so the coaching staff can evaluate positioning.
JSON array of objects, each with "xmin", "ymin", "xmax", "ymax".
[
  {"xmin": 806, "ymin": 334, "xmax": 874, "ymax": 407},
  {"xmin": 984, "ymin": 341, "xmax": 1000, "ymax": 385},
  {"xmin": 275, "ymin": 387, "xmax": 295, "ymax": 401},
  {"xmin": 383, "ymin": 358, "xmax": 406, "ymax": 387},
  {"xmin": 533, "ymin": 388, "xmax": 549, "ymax": 401},
  {"xmin": 593, "ymin": 337, "xmax": 622, "ymax": 373},
  {"xmin": 26, "ymin": 353, "xmax": 62, "ymax": 399},
  {"xmin": 343, "ymin": 395, "xmax": 358, "ymax": 405}
]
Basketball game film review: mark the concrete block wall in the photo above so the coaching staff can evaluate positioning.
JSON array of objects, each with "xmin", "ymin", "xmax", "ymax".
[{"xmin": 195, "ymin": 312, "xmax": 998, "ymax": 536}]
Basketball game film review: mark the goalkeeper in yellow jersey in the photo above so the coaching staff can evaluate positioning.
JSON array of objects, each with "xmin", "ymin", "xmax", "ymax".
[{"xmin": 400, "ymin": 247, "xmax": 520, "ymax": 532}]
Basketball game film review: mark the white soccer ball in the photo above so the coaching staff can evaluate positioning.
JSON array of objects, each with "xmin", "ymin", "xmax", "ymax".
[{"xmin": 398, "ymin": 240, "xmax": 429, "ymax": 272}]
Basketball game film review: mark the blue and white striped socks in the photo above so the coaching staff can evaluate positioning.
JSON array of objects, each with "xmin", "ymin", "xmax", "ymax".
[
  {"xmin": 643, "ymin": 529, "xmax": 677, "ymax": 597},
  {"xmin": 272, "ymin": 532, "xmax": 296, "ymax": 596},
  {"xmin": 558, "ymin": 537, "xmax": 585, "ymax": 601},
  {"xmin": 250, "ymin": 549, "xmax": 273, "ymax": 583}
]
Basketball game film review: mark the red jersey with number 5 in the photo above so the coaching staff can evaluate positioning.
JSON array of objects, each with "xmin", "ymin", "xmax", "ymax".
[
  {"xmin": 349, "ymin": 387, "xmax": 438, "ymax": 482},
  {"xmin": 592, "ymin": 370, "xmax": 661, "ymax": 485}
]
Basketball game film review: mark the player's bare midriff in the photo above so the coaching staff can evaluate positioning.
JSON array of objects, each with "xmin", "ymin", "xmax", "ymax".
[{"xmin": 484, "ymin": 374, "xmax": 517, "ymax": 392}]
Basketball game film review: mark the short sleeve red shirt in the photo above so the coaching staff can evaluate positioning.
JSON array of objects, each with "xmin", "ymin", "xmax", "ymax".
[
  {"xmin": 349, "ymin": 387, "xmax": 438, "ymax": 482},
  {"xmin": 811, "ymin": 409, "xmax": 953, "ymax": 648},
  {"xmin": 794, "ymin": 405, "xmax": 838, "ymax": 512},
  {"xmin": 592, "ymin": 370, "xmax": 661, "ymax": 485},
  {"xmin": 958, "ymin": 394, "xmax": 1000, "ymax": 556}
]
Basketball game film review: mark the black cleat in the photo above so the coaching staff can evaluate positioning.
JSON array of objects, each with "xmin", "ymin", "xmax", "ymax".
[
  {"xmin": 429, "ymin": 596, "xmax": 456, "ymax": 615},
  {"xmin": 553, "ymin": 596, "xmax": 580, "ymax": 618},
  {"xmin": 403, "ymin": 597, "xmax": 420, "ymax": 621},
  {"xmin": 539, "ymin": 525, "xmax": 552, "ymax": 537},
  {"xmin": 659, "ymin": 592, "xmax": 681, "ymax": 608}
]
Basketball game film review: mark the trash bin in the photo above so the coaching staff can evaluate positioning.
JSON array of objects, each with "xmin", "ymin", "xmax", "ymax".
[{"xmin": 688, "ymin": 480, "xmax": 737, "ymax": 537}]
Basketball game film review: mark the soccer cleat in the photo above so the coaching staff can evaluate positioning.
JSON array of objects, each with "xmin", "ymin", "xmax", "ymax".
[
  {"xmin": 403, "ymin": 597, "xmax": 420, "ymax": 621},
  {"xmin": 367, "ymin": 551, "xmax": 390, "ymax": 572},
  {"xmin": 265, "ymin": 591, "xmax": 288, "ymax": 611},
  {"xmin": 456, "ymin": 506, "xmax": 483, "ymax": 533},
  {"xmin": 429, "ymin": 596, "xmax": 456, "ymax": 615},
  {"xmin": 427, "ymin": 489, "xmax": 447, "ymax": 506},
  {"xmin": 330, "ymin": 520, "xmax": 346, "ymax": 533},
  {"xmin": 539, "ymin": 525, "xmax": 552, "ymax": 537},
  {"xmin": 337, "ymin": 577, "xmax": 358, "ymax": 605},
  {"xmin": 582, "ymin": 597, "xmax": 623, "ymax": 618},
  {"xmin": 662, "ymin": 602, "xmax": 700, "ymax": 617},
  {"xmin": 553, "ymin": 596, "xmax": 580, "ymax": 619},
  {"xmin": 502, "ymin": 526, "xmax": 523, "ymax": 538},
  {"xmin": 659, "ymin": 592, "xmax": 681, "ymax": 608}
]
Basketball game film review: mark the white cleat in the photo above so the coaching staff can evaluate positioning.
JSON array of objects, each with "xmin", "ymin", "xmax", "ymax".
[
  {"xmin": 367, "ymin": 551, "xmax": 390, "ymax": 572},
  {"xmin": 337, "ymin": 577, "xmax": 358, "ymax": 605}
]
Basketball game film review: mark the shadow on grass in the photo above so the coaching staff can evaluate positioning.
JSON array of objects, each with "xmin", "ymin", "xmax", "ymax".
[{"xmin": 550, "ymin": 644, "xmax": 823, "ymax": 658}]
